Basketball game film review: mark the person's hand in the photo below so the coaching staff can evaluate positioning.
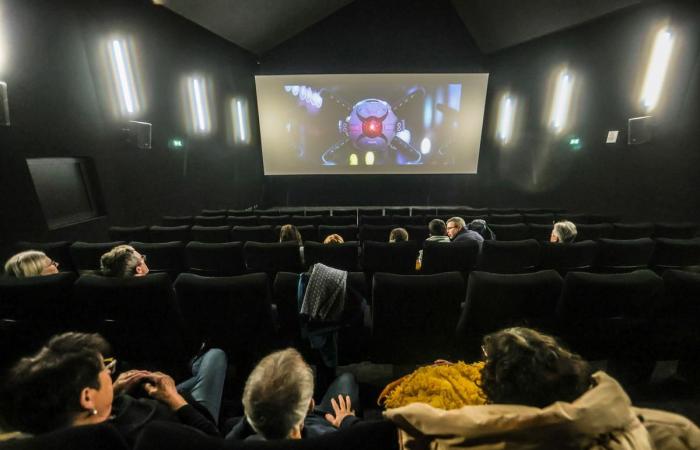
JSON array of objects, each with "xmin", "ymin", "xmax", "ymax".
[
  {"xmin": 113, "ymin": 370, "xmax": 151, "ymax": 395},
  {"xmin": 324, "ymin": 395, "xmax": 355, "ymax": 428},
  {"xmin": 143, "ymin": 372, "xmax": 187, "ymax": 411}
]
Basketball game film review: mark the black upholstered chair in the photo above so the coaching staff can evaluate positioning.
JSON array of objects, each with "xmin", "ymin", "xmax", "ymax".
[
  {"xmin": 194, "ymin": 215, "xmax": 226, "ymax": 226},
  {"xmin": 489, "ymin": 213, "xmax": 523, "ymax": 225},
  {"xmin": 411, "ymin": 207, "xmax": 436, "ymax": 216},
  {"xmin": 421, "ymin": 240, "xmax": 480, "ymax": 274},
  {"xmin": 129, "ymin": 241, "xmax": 186, "ymax": 278},
  {"xmin": 225, "ymin": 215, "xmax": 258, "ymax": 226},
  {"xmin": 612, "ymin": 222, "xmax": 654, "ymax": 239},
  {"xmin": 274, "ymin": 224, "xmax": 317, "ymax": 242},
  {"xmin": 231, "ymin": 225, "xmax": 276, "ymax": 243},
  {"xmin": 436, "ymin": 207, "xmax": 470, "ymax": 217},
  {"xmin": 290, "ymin": 215, "xmax": 323, "ymax": 226},
  {"xmin": 162, "ymin": 215, "xmax": 193, "ymax": 226},
  {"xmin": 594, "ymin": 238, "xmax": 655, "ymax": 272},
  {"xmin": 358, "ymin": 207, "xmax": 383, "ymax": 216},
  {"xmin": 359, "ymin": 225, "xmax": 395, "ymax": 243},
  {"xmin": 490, "ymin": 223, "xmax": 530, "ymax": 241},
  {"xmin": 191, "ymin": 225, "xmax": 232, "ymax": 243},
  {"xmin": 0, "ymin": 423, "xmax": 128, "ymax": 450},
  {"xmin": 477, "ymin": 239, "xmax": 540, "ymax": 274},
  {"xmin": 556, "ymin": 213, "xmax": 591, "ymax": 224},
  {"xmin": 149, "ymin": 225, "xmax": 191, "ymax": 243},
  {"xmin": 243, "ymin": 241, "xmax": 304, "ymax": 274},
  {"xmin": 258, "ymin": 215, "xmax": 291, "ymax": 226},
  {"xmin": 575, "ymin": 223, "xmax": 614, "ymax": 241},
  {"xmin": 653, "ymin": 222, "xmax": 699, "ymax": 239},
  {"xmin": 306, "ymin": 208, "xmax": 331, "ymax": 216},
  {"xmin": 252, "ymin": 208, "xmax": 278, "ymax": 215},
  {"xmin": 360, "ymin": 215, "xmax": 395, "ymax": 226},
  {"xmin": 456, "ymin": 270, "xmax": 564, "ymax": 358},
  {"xmin": 321, "ymin": 215, "xmax": 357, "ymax": 225},
  {"xmin": 528, "ymin": 223, "xmax": 553, "ymax": 241},
  {"xmin": 405, "ymin": 224, "xmax": 430, "ymax": 243},
  {"xmin": 201, "ymin": 208, "xmax": 227, "ymax": 216},
  {"xmin": 227, "ymin": 209, "xmax": 255, "ymax": 217},
  {"xmin": 0, "ymin": 272, "xmax": 78, "ymax": 368},
  {"xmin": 317, "ymin": 225, "xmax": 358, "ymax": 242},
  {"xmin": 304, "ymin": 241, "xmax": 360, "ymax": 271},
  {"xmin": 70, "ymin": 241, "xmax": 126, "ymax": 273},
  {"xmin": 523, "ymin": 213, "xmax": 555, "ymax": 224},
  {"xmin": 384, "ymin": 207, "xmax": 411, "ymax": 216},
  {"xmin": 539, "ymin": 240, "xmax": 598, "ymax": 274},
  {"xmin": 651, "ymin": 237, "xmax": 700, "ymax": 271},
  {"xmin": 185, "ymin": 241, "xmax": 246, "ymax": 276},
  {"xmin": 278, "ymin": 208, "xmax": 305, "ymax": 216},
  {"xmin": 391, "ymin": 215, "xmax": 425, "ymax": 226},
  {"xmin": 361, "ymin": 241, "xmax": 419, "ymax": 274},
  {"xmin": 331, "ymin": 207, "xmax": 357, "ymax": 217},
  {"xmin": 108, "ymin": 226, "xmax": 150, "ymax": 242},
  {"xmin": 371, "ymin": 272, "xmax": 465, "ymax": 364},
  {"xmin": 173, "ymin": 273, "xmax": 275, "ymax": 366},
  {"xmin": 15, "ymin": 241, "xmax": 74, "ymax": 272}
]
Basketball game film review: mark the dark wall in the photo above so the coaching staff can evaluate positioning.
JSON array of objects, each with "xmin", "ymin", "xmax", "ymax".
[
  {"xmin": 258, "ymin": 0, "xmax": 700, "ymax": 221},
  {"xmin": 0, "ymin": 0, "xmax": 260, "ymax": 255}
]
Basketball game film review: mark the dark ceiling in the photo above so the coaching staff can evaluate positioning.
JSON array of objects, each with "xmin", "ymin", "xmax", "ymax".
[{"xmin": 155, "ymin": 0, "xmax": 646, "ymax": 56}]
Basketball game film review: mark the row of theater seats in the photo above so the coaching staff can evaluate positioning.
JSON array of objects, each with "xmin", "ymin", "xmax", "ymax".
[
  {"xmin": 15, "ymin": 237, "xmax": 700, "ymax": 277},
  {"xmin": 1, "ymin": 268, "xmax": 698, "ymax": 373},
  {"xmin": 117, "ymin": 222, "xmax": 699, "ymax": 244},
  {"xmin": 197, "ymin": 206, "xmax": 567, "ymax": 217}
]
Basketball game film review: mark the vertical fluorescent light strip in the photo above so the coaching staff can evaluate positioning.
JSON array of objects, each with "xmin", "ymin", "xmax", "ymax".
[
  {"xmin": 192, "ymin": 78, "xmax": 206, "ymax": 132},
  {"xmin": 640, "ymin": 28, "xmax": 674, "ymax": 112},
  {"xmin": 236, "ymin": 99, "xmax": 246, "ymax": 143},
  {"xmin": 549, "ymin": 70, "xmax": 573, "ymax": 132},
  {"xmin": 496, "ymin": 94, "xmax": 516, "ymax": 144},
  {"xmin": 110, "ymin": 39, "xmax": 138, "ymax": 115}
]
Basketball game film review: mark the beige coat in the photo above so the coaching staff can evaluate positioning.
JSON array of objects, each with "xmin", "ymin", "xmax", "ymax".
[{"xmin": 384, "ymin": 372, "xmax": 700, "ymax": 450}]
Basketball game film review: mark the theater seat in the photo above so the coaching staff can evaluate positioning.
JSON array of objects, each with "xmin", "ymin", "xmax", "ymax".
[
  {"xmin": 185, "ymin": 241, "xmax": 246, "ymax": 276},
  {"xmin": 231, "ymin": 225, "xmax": 276, "ymax": 243},
  {"xmin": 162, "ymin": 215, "xmax": 193, "ymax": 226},
  {"xmin": 321, "ymin": 215, "xmax": 357, "ymax": 226},
  {"xmin": 304, "ymin": 241, "xmax": 359, "ymax": 271},
  {"xmin": 528, "ymin": 224, "xmax": 553, "ymax": 241},
  {"xmin": 191, "ymin": 225, "xmax": 232, "ymax": 243},
  {"xmin": 194, "ymin": 215, "xmax": 226, "ymax": 226},
  {"xmin": 651, "ymin": 238, "xmax": 700, "ymax": 271},
  {"xmin": 539, "ymin": 240, "xmax": 598, "ymax": 274},
  {"xmin": 291, "ymin": 215, "xmax": 323, "ymax": 226},
  {"xmin": 653, "ymin": 222, "xmax": 699, "ymax": 239},
  {"xmin": 149, "ymin": 225, "xmax": 191, "ymax": 243},
  {"xmin": 361, "ymin": 241, "xmax": 419, "ymax": 274},
  {"xmin": 490, "ymin": 223, "xmax": 530, "ymax": 241},
  {"xmin": 70, "ymin": 241, "xmax": 126, "ymax": 273},
  {"xmin": 359, "ymin": 225, "xmax": 395, "ymax": 243},
  {"xmin": 523, "ymin": 213, "xmax": 555, "ymax": 224},
  {"xmin": 274, "ymin": 224, "xmax": 317, "ymax": 242},
  {"xmin": 391, "ymin": 215, "xmax": 425, "ymax": 226},
  {"xmin": 244, "ymin": 241, "xmax": 304, "ymax": 274},
  {"xmin": 384, "ymin": 207, "xmax": 411, "ymax": 216},
  {"xmin": 258, "ymin": 215, "xmax": 291, "ymax": 226},
  {"xmin": 201, "ymin": 208, "xmax": 227, "ymax": 216},
  {"xmin": 15, "ymin": 241, "xmax": 74, "ymax": 272},
  {"xmin": 318, "ymin": 225, "xmax": 358, "ymax": 242},
  {"xmin": 456, "ymin": 270, "xmax": 563, "ymax": 358},
  {"xmin": 575, "ymin": 223, "xmax": 614, "ymax": 241},
  {"xmin": 371, "ymin": 272, "xmax": 464, "ymax": 364},
  {"xmin": 129, "ymin": 241, "xmax": 186, "ymax": 279},
  {"xmin": 331, "ymin": 207, "xmax": 358, "ymax": 217},
  {"xmin": 594, "ymin": 238, "xmax": 655, "ymax": 272},
  {"xmin": 225, "ymin": 215, "xmax": 258, "ymax": 226},
  {"xmin": 404, "ymin": 224, "xmax": 429, "ymax": 242},
  {"xmin": 612, "ymin": 222, "xmax": 654, "ymax": 239},
  {"xmin": 72, "ymin": 273, "xmax": 192, "ymax": 373},
  {"xmin": 108, "ymin": 226, "xmax": 150, "ymax": 242},
  {"xmin": 360, "ymin": 215, "xmax": 395, "ymax": 226},
  {"xmin": 173, "ymin": 273, "xmax": 275, "ymax": 367},
  {"xmin": 411, "ymin": 207, "xmax": 436, "ymax": 216},
  {"xmin": 477, "ymin": 239, "xmax": 540, "ymax": 274},
  {"xmin": 489, "ymin": 213, "xmax": 523, "ymax": 224},
  {"xmin": 421, "ymin": 240, "xmax": 479, "ymax": 274},
  {"xmin": 0, "ymin": 423, "xmax": 128, "ymax": 450}
]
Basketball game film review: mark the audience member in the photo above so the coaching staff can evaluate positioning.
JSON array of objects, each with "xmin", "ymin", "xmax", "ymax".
[
  {"xmin": 446, "ymin": 217, "xmax": 484, "ymax": 246},
  {"xmin": 279, "ymin": 224, "xmax": 303, "ymax": 244},
  {"xmin": 3, "ymin": 250, "xmax": 59, "ymax": 277},
  {"xmin": 0, "ymin": 332, "xmax": 226, "ymax": 444},
  {"xmin": 426, "ymin": 219, "xmax": 450, "ymax": 243},
  {"xmin": 323, "ymin": 234, "xmax": 345, "ymax": 244},
  {"xmin": 467, "ymin": 219, "xmax": 496, "ymax": 240},
  {"xmin": 550, "ymin": 220, "xmax": 577, "ymax": 243},
  {"xmin": 389, "ymin": 228, "xmax": 409, "ymax": 243},
  {"xmin": 100, "ymin": 245, "xmax": 149, "ymax": 277},
  {"xmin": 228, "ymin": 348, "xmax": 360, "ymax": 440}
]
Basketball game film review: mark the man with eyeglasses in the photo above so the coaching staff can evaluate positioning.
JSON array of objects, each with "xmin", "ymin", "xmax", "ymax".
[
  {"xmin": 100, "ymin": 245, "xmax": 150, "ymax": 277},
  {"xmin": 446, "ymin": 217, "xmax": 484, "ymax": 247}
]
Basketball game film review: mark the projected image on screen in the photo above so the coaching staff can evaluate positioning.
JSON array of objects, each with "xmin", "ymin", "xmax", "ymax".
[{"xmin": 255, "ymin": 74, "xmax": 489, "ymax": 175}]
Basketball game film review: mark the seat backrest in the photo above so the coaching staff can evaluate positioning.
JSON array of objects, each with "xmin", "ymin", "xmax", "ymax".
[
  {"xmin": 304, "ymin": 241, "xmax": 360, "ymax": 271},
  {"xmin": 523, "ymin": 213, "xmax": 555, "ymax": 224},
  {"xmin": 321, "ymin": 215, "xmax": 357, "ymax": 226},
  {"xmin": 391, "ymin": 215, "xmax": 424, "ymax": 226},
  {"xmin": 72, "ymin": 273, "xmax": 190, "ymax": 367},
  {"xmin": 231, "ymin": 225, "xmax": 276, "ymax": 243},
  {"xmin": 490, "ymin": 223, "xmax": 530, "ymax": 241},
  {"xmin": 456, "ymin": 270, "xmax": 563, "ymax": 358},
  {"xmin": 359, "ymin": 225, "xmax": 395, "ymax": 243},
  {"xmin": 331, "ymin": 208, "xmax": 358, "ymax": 217},
  {"xmin": 360, "ymin": 215, "xmax": 396, "ymax": 226},
  {"xmin": 191, "ymin": 225, "xmax": 232, "ymax": 243},
  {"xmin": 129, "ymin": 241, "xmax": 186, "ymax": 277},
  {"xmin": 194, "ymin": 215, "xmax": 226, "ymax": 226},
  {"xmin": 173, "ymin": 273, "xmax": 274, "ymax": 364},
  {"xmin": 651, "ymin": 238, "xmax": 700, "ymax": 269},
  {"xmin": 108, "ymin": 226, "xmax": 150, "ymax": 243},
  {"xmin": 539, "ymin": 240, "xmax": 599, "ymax": 273},
  {"xmin": 478, "ymin": 239, "xmax": 541, "ymax": 274},
  {"xmin": 404, "ymin": 224, "xmax": 430, "ymax": 243},
  {"xmin": 358, "ymin": 207, "xmax": 383, "ymax": 216},
  {"xmin": 421, "ymin": 240, "xmax": 479, "ymax": 274},
  {"xmin": 318, "ymin": 225, "xmax": 358, "ymax": 242},
  {"xmin": 528, "ymin": 224, "xmax": 553, "ymax": 241},
  {"xmin": 384, "ymin": 207, "xmax": 411, "ymax": 216},
  {"xmin": 258, "ymin": 215, "xmax": 291, "ymax": 226},
  {"xmin": 149, "ymin": 225, "xmax": 191, "ymax": 243},
  {"xmin": 361, "ymin": 241, "xmax": 419, "ymax": 274},
  {"xmin": 654, "ymin": 222, "xmax": 699, "ymax": 239},
  {"xmin": 162, "ymin": 215, "xmax": 193, "ymax": 226},
  {"xmin": 411, "ymin": 207, "xmax": 436, "ymax": 216},
  {"xmin": 15, "ymin": 241, "xmax": 74, "ymax": 271},
  {"xmin": 185, "ymin": 241, "xmax": 246, "ymax": 276},
  {"xmin": 1, "ymin": 423, "xmax": 128, "ymax": 450},
  {"xmin": 227, "ymin": 209, "xmax": 255, "ymax": 217},
  {"xmin": 291, "ymin": 215, "xmax": 323, "ymax": 226},
  {"xmin": 225, "ymin": 215, "xmax": 259, "ymax": 227},
  {"xmin": 279, "ymin": 208, "xmax": 306, "ymax": 216},
  {"xmin": 274, "ymin": 225, "xmax": 317, "ymax": 243},
  {"xmin": 661, "ymin": 269, "xmax": 700, "ymax": 318},
  {"xmin": 70, "ymin": 241, "xmax": 126, "ymax": 272},
  {"xmin": 489, "ymin": 213, "xmax": 523, "ymax": 225},
  {"xmin": 201, "ymin": 209, "xmax": 227, "ymax": 216},
  {"xmin": 595, "ymin": 238, "xmax": 655, "ymax": 271},
  {"xmin": 556, "ymin": 213, "xmax": 592, "ymax": 224},
  {"xmin": 243, "ymin": 241, "xmax": 304, "ymax": 273},
  {"xmin": 371, "ymin": 272, "xmax": 465, "ymax": 364},
  {"xmin": 576, "ymin": 223, "xmax": 614, "ymax": 241},
  {"xmin": 612, "ymin": 222, "xmax": 654, "ymax": 239}
]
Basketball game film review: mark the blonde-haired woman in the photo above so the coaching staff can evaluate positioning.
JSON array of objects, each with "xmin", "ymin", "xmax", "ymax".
[{"xmin": 4, "ymin": 250, "xmax": 59, "ymax": 278}]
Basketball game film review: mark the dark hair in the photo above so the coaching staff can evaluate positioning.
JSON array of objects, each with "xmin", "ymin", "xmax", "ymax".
[
  {"xmin": 467, "ymin": 219, "xmax": 496, "ymax": 240},
  {"xmin": 0, "ymin": 332, "xmax": 111, "ymax": 434},
  {"xmin": 428, "ymin": 219, "xmax": 447, "ymax": 237},
  {"xmin": 480, "ymin": 327, "xmax": 591, "ymax": 408},
  {"xmin": 279, "ymin": 224, "xmax": 302, "ymax": 245}
]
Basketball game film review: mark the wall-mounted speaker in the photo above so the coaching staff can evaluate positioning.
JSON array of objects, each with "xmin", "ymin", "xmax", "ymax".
[
  {"xmin": 628, "ymin": 115, "xmax": 653, "ymax": 145},
  {"xmin": 126, "ymin": 120, "xmax": 152, "ymax": 149},
  {"xmin": 0, "ymin": 82, "xmax": 10, "ymax": 126}
]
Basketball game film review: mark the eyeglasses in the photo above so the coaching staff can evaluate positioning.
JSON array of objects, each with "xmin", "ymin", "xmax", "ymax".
[
  {"xmin": 480, "ymin": 345, "xmax": 488, "ymax": 359},
  {"xmin": 103, "ymin": 357, "xmax": 118, "ymax": 375}
]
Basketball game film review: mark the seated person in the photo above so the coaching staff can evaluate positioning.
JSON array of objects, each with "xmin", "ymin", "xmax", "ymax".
[
  {"xmin": 0, "ymin": 332, "xmax": 226, "ymax": 444},
  {"xmin": 323, "ymin": 234, "xmax": 345, "ymax": 244},
  {"xmin": 389, "ymin": 227, "xmax": 409, "ymax": 243},
  {"xmin": 100, "ymin": 245, "xmax": 149, "ymax": 277},
  {"xmin": 280, "ymin": 224, "xmax": 305, "ymax": 265},
  {"xmin": 426, "ymin": 219, "xmax": 450, "ymax": 243},
  {"xmin": 467, "ymin": 219, "xmax": 496, "ymax": 240},
  {"xmin": 228, "ymin": 348, "xmax": 360, "ymax": 440},
  {"xmin": 3, "ymin": 250, "xmax": 59, "ymax": 277},
  {"xmin": 385, "ymin": 327, "xmax": 700, "ymax": 449},
  {"xmin": 550, "ymin": 220, "xmax": 577, "ymax": 243},
  {"xmin": 446, "ymin": 217, "xmax": 484, "ymax": 246}
]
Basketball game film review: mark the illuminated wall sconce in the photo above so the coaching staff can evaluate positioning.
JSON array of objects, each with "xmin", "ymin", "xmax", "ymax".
[
  {"xmin": 548, "ymin": 69, "xmax": 575, "ymax": 133},
  {"xmin": 496, "ymin": 93, "xmax": 517, "ymax": 144},
  {"xmin": 107, "ymin": 38, "xmax": 142, "ymax": 117},
  {"xmin": 186, "ymin": 76, "xmax": 212, "ymax": 135},
  {"xmin": 231, "ymin": 97, "xmax": 250, "ymax": 144},
  {"xmin": 640, "ymin": 27, "xmax": 674, "ymax": 112}
]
